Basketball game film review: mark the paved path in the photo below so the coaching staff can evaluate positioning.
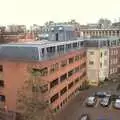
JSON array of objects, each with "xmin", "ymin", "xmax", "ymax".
[{"xmin": 55, "ymin": 81, "xmax": 120, "ymax": 120}]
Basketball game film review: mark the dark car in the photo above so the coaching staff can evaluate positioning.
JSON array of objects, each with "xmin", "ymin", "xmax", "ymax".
[
  {"xmin": 94, "ymin": 92, "xmax": 106, "ymax": 98},
  {"xmin": 78, "ymin": 113, "xmax": 90, "ymax": 120},
  {"xmin": 100, "ymin": 97, "xmax": 111, "ymax": 107},
  {"xmin": 86, "ymin": 96, "xmax": 97, "ymax": 107},
  {"xmin": 111, "ymin": 94, "xmax": 119, "ymax": 101}
]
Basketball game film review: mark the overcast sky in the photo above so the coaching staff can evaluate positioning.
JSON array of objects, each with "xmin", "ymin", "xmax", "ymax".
[{"xmin": 1, "ymin": 0, "xmax": 120, "ymax": 26}]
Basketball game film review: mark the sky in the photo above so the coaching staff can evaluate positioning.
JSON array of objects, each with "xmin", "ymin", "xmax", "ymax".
[{"xmin": 1, "ymin": 0, "xmax": 120, "ymax": 26}]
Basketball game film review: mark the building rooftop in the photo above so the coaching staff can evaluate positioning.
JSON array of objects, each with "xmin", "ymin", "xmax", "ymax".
[{"xmin": 0, "ymin": 39, "xmax": 84, "ymax": 61}]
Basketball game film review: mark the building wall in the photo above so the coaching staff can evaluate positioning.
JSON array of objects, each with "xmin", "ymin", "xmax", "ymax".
[
  {"xmin": 99, "ymin": 48, "xmax": 109, "ymax": 81},
  {"xmin": 80, "ymin": 29, "xmax": 120, "ymax": 37},
  {"xmin": 87, "ymin": 48, "xmax": 100, "ymax": 86},
  {"xmin": 0, "ymin": 48, "xmax": 87, "ymax": 113},
  {"xmin": 109, "ymin": 47, "xmax": 119, "ymax": 75},
  {"xmin": 87, "ymin": 47, "xmax": 109, "ymax": 85}
]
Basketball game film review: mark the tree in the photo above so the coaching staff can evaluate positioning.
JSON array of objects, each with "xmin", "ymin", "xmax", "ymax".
[
  {"xmin": 98, "ymin": 18, "xmax": 111, "ymax": 28},
  {"xmin": 16, "ymin": 69, "xmax": 54, "ymax": 120}
]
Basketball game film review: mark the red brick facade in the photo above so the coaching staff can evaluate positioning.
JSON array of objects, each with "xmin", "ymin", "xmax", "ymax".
[{"xmin": 0, "ymin": 48, "xmax": 87, "ymax": 113}]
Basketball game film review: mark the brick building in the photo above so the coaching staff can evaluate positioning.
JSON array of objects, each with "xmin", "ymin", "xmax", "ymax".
[{"xmin": 0, "ymin": 25, "xmax": 87, "ymax": 113}]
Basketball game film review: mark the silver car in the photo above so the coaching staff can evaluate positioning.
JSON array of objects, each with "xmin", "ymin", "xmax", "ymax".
[{"xmin": 114, "ymin": 99, "xmax": 120, "ymax": 109}]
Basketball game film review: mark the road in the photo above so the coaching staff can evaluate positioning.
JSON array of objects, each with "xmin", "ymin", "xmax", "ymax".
[{"xmin": 55, "ymin": 81, "xmax": 120, "ymax": 120}]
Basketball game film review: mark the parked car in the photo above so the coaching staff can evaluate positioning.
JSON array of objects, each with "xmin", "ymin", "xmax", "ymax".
[
  {"xmin": 111, "ymin": 94, "xmax": 119, "ymax": 101},
  {"xmin": 113, "ymin": 99, "xmax": 120, "ymax": 109},
  {"xmin": 100, "ymin": 97, "xmax": 111, "ymax": 107},
  {"xmin": 78, "ymin": 113, "xmax": 90, "ymax": 120},
  {"xmin": 86, "ymin": 96, "xmax": 97, "ymax": 107},
  {"xmin": 94, "ymin": 92, "xmax": 106, "ymax": 98}
]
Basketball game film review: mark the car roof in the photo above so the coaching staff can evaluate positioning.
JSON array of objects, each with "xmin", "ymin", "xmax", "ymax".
[
  {"xmin": 116, "ymin": 99, "xmax": 120, "ymax": 102},
  {"xmin": 88, "ymin": 96, "xmax": 95, "ymax": 100}
]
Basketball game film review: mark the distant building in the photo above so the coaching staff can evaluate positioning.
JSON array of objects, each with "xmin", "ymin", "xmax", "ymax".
[
  {"xmin": 85, "ymin": 37, "xmax": 120, "ymax": 86},
  {"xmin": 80, "ymin": 28, "xmax": 120, "ymax": 37}
]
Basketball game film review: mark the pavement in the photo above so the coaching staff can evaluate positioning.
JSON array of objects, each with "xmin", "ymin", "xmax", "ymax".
[{"xmin": 55, "ymin": 81, "xmax": 120, "ymax": 120}]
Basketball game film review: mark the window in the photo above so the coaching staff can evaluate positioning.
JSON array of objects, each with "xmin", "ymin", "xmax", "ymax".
[
  {"xmin": 39, "ymin": 84, "xmax": 48, "ymax": 93},
  {"xmin": 47, "ymin": 47, "xmax": 55, "ymax": 53},
  {"xmin": 74, "ymin": 67, "xmax": 79, "ymax": 73},
  {"xmin": 68, "ymin": 82, "xmax": 74, "ymax": 89},
  {"xmin": 66, "ymin": 44, "xmax": 71, "ymax": 49},
  {"xmin": 69, "ymin": 57, "xmax": 74, "ymax": 64},
  {"xmin": 60, "ymin": 87, "xmax": 67, "ymax": 96},
  {"xmin": 32, "ymin": 67, "xmax": 48, "ymax": 76},
  {"xmin": 73, "ymin": 43, "xmax": 77, "ymax": 48},
  {"xmin": 100, "ymin": 62, "xmax": 102, "ymax": 68},
  {"xmin": 75, "ymin": 77, "xmax": 79, "ymax": 83},
  {"xmin": 57, "ymin": 45, "xmax": 64, "ymax": 52},
  {"xmin": 0, "ymin": 65, "xmax": 3, "ymax": 72},
  {"xmin": 61, "ymin": 60, "xmax": 67, "ymax": 67},
  {"xmin": 50, "ymin": 78, "xmax": 58, "ymax": 88},
  {"xmin": 75, "ymin": 55, "xmax": 80, "ymax": 61},
  {"xmin": 0, "ymin": 95, "xmax": 5, "ymax": 102},
  {"xmin": 89, "ymin": 51, "xmax": 94, "ymax": 55},
  {"xmin": 60, "ymin": 73, "xmax": 67, "ymax": 82},
  {"xmin": 0, "ymin": 80, "xmax": 4, "ymax": 87},
  {"xmin": 89, "ymin": 61, "xmax": 94, "ymax": 65},
  {"xmin": 50, "ymin": 93, "xmax": 59, "ymax": 103},
  {"xmin": 50, "ymin": 63, "xmax": 59, "ymax": 73},
  {"xmin": 100, "ymin": 52, "xmax": 102, "ymax": 57},
  {"xmin": 68, "ymin": 70, "xmax": 74, "ymax": 77}
]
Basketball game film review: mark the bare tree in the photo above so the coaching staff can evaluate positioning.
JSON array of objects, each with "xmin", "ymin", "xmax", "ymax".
[{"xmin": 16, "ymin": 69, "xmax": 55, "ymax": 120}]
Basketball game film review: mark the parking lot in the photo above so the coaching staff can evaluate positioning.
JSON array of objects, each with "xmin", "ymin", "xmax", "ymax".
[{"xmin": 56, "ymin": 81, "xmax": 120, "ymax": 120}]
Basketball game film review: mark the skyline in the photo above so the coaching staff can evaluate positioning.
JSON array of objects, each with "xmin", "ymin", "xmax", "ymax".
[{"xmin": 1, "ymin": 0, "xmax": 120, "ymax": 26}]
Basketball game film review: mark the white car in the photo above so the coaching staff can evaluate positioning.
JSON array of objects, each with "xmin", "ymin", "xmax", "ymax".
[
  {"xmin": 114, "ymin": 99, "xmax": 120, "ymax": 109},
  {"xmin": 86, "ymin": 96, "xmax": 97, "ymax": 107}
]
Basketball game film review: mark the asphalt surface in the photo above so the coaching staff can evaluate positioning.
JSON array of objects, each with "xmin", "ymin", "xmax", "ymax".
[{"xmin": 55, "ymin": 81, "xmax": 120, "ymax": 120}]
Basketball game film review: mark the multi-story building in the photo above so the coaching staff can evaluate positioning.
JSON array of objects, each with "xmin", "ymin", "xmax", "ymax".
[
  {"xmin": 85, "ymin": 37, "xmax": 120, "ymax": 85},
  {"xmin": 0, "ymin": 25, "xmax": 87, "ymax": 114},
  {"xmin": 80, "ymin": 28, "xmax": 120, "ymax": 37}
]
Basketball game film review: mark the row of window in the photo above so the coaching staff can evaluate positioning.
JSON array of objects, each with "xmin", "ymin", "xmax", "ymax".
[
  {"xmin": 41, "ymin": 42, "xmax": 84, "ymax": 56},
  {"xmin": 50, "ymin": 63, "xmax": 86, "ymax": 89},
  {"xmin": 111, "ymin": 49, "xmax": 118, "ymax": 55},
  {"xmin": 50, "ymin": 76, "xmax": 84, "ymax": 104},
  {"xmin": 32, "ymin": 54, "xmax": 84, "ymax": 76}
]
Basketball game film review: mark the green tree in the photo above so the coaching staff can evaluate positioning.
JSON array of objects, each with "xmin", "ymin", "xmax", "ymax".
[{"xmin": 16, "ymin": 69, "xmax": 54, "ymax": 120}]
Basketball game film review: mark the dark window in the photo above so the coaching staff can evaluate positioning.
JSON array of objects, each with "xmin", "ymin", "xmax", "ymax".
[
  {"xmin": 75, "ymin": 78, "xmax": 79, "ymax": 83},
  {"xmin": 60, "ymin": 73, "xmax": 67, "ymax": 82},
  {"xmin": 100, "ymin": 52, "xmax": 102, "ymax": 57},
  {"xmin": 50, "ymin": 93, "xmax": 59, "ymax": 103},
  {"xmin": 61, "ymin": 60, "xmax": 67, "ymax": 67},
  {"xmin": 40, "ymin": 84, "xmax": 48, "ymax": 93},
  {"xmin": 56, "ymin": 33, "xmax": 58, "ymax": 41},
  {"xmin": 68, "ymin": 82, "xmax": 74, "ymax": 89},
  {"xmin": 75, "ymin": 55, "xmax": 80, "ymax": 61},
  {"xmin": 0, "ymin": 95, "xmax": 5, "ymax": 102},
  {"xmin": 0, "ymin": 80, "xmax": 4, "ymax": 87},
  {"xmin": 60, "ymin": 87, "xmax": 67, "ymax": 96},
  {"xmin": 57, "ymin": 45, "xmax": 64, "ymax": 52},
  {"xmin": 32, "ymin": 67, "xmax": 48, "ymax": 76},
  {"xmin": 73, "ymin": 43, "xmax": 77, "ymax": 48},
  {"xmin": 50, "ymin": 78, "xmax": 58, "ymax": 88},
  {"xmin": 68, "ymin": 70, "xmax": 74, "ymax": 77},
  {"xmin": 89, "ymin": 61, "xmax": 94, "ymax": 65},
  {"xmin": 69, "ymin": 57, "xmax": 74, "ymax": 64},
  {"xmin": 0, "ymin": 65, "xmax": 3, "ymax": 72},
  {"xmin": 74, "ymin": 67, "xmax": 79, "ymax": 73},
  {"xmin": 47, "ymin": 47, "xmax": 55, "ymax": 53},
  {"xmin": 66, "ymin": 44, "xmax": 71, "ymax": 49}
]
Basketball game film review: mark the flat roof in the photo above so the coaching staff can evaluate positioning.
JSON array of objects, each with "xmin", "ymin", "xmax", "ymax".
[{"xmin": 0, "ymin": 39, "xmax": 84, "ymax": 48}]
